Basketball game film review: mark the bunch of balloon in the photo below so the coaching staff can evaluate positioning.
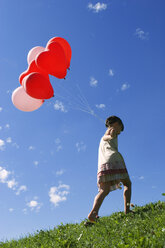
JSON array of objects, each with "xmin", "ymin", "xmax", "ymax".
[{"xmin": 12, "ymin": 37, "xmax": 72, "ymax": 112}]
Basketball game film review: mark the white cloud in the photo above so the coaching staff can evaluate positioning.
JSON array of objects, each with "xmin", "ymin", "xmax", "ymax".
[
  {"xmin": 57, "ymin": 145, "xmax": 62, "ymax": 152},
  {"xmin": 33, "ymin": 161, "xmax": 39, "ymax": 166},
  {"xmin": 23, "ymin": 208, "xmax": 27, "ymax": 214},
  {"xmin": 55, "ymin": 138, "xmax": 61, "ymax": 144},
  {"xmin": 27, "ymin": 200, "xmax": 42, "ymax": 212},
  {"xmin": 12, "ymin": 143, "xmax": 19, "ymax": 149},
  {"xmin": 0, "ymin": 166, "xmax": 10, "ymax": 182},
  {"xmin": 0, "ymin": 107, "xmax": 3, "ymax": 112},
  {"xmin": 7, "ymin": 179, "xmax": 18, "ymax": 190},
  {"xmin": 28, "ymin": 146, "xmax": 35, "ymax": 150},
  {"xmin": 55, "ymin": 138, "xmax": 63, "ymax": 152},
  {"xmin": 135, "ymin": 28, "xmax": 149, "ymax": 40},
  {"xmin": 152, "ymin": 186, "xmax": 156, "ymax": 189},
  {"xmin": 76, "ymin": 142, "xmax": 86, "ymax": 152},
  {"xmin": 28, "ymin": 200, "xmax": 38, "ymax": 207},
  {"xmin": 96, "ymin": 104, "xmax": 106, "ymax": 109},
  {"xmin": 139, "ymin": 176, "xmax": 144, "ymax": 180},
  {"xmin": 89, "ymin": 77, "xmax": 98, "ymax": 87},
  {"xmin": 0, "ymin": 126, "xmax": 2, "ymax": 130},
  {"xmin": 88, "ymin": 2, "xmax": 107, "ymax": 13},
  {"xmin": 56, "ymin": 169, "xmax": 65, "ymax": 176},
  {"xmin": 6, "ymin": 137, "xmax": 12, "ymax": 143},
  {"xmin": 0, "ymin": 166, "xmax": 27, "ymax": 195},
  {"xmin": 49, "ymin": 183, "xmax": 70, "ymax": 207},
  {"xmin": 121, "ymin": 83, "xmax": 130, "ymax": 91},
  {"xmin": 5, "ymin": 124, "xmax": 10, "ymax": 129},
  {"xmin": 16, "ymin": 185, "xmax": 27, "ymax": 195},
  {"xmin": 9, "ymin": 208, "xmax": 14, "ymax": 212},
  {"xmin": 0, "ymin": 139, "xmax": 5, "ymax": 151},
  {"xmin": 109, "ymin": 69, "xmax": 114, "ymax": 77},
  {"xmin": 54, "ymin": 100, "xmax": 67, "ymax": 113}
]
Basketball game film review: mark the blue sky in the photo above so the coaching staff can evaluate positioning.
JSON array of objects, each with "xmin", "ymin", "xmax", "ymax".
[{"xmin": 0, "ymin": 0, "xmax": 165, "ymax": 241}]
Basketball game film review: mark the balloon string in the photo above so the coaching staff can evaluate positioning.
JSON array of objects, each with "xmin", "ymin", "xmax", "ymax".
[
  {"xmin": 75, "ymin": 83, "xmax": 105, "ymax": 123},
  {"xmin": 55, "ymin": 93, "xmax": 104, "ymax": 123},
  {"xmin": 90, "ymin": 111, "xmax": 105, "ymax": 123},
  {"xmin": 55, "ymin": 92, "xmax": 88, "ymax": 111},
  {"xmin": 76, "ymin": 84, "xmax": 93, "ymax": 113},
  {"xmin": 54, "ymin": 79, "xmax": 105, "ymax": 124},
  {"xmin": 55, "ymin": 82, "xmax": 89, "ymax": 110}
]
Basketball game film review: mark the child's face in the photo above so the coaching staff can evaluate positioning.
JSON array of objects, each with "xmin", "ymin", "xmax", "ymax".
[{"xmin": 110, "ymin": 122, "xmax": 122, "ymax": 135}]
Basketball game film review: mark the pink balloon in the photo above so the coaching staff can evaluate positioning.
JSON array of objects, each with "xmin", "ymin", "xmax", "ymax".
[
  {"xmin": 27, "ymin": 46, "xmax": 45, "ymax": 65},
  {"xmin": 12, "ymin": 86, "xmax": 44, "ymax": 112}
]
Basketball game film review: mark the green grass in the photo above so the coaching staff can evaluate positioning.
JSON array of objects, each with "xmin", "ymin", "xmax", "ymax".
[{"xmin": 1, "ymin": 201, "xmax": 165, "ymax": 248}]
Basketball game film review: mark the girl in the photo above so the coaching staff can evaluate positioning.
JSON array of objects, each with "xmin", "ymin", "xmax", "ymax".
[{"xmin": 87, "ymin": 116, "xmax": 132, "ymax": 224}]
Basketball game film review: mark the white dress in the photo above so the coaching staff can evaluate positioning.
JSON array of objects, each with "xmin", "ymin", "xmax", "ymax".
[{"xmin": 97, "ymin": 136, "xmax": 129, "ymax": 192}]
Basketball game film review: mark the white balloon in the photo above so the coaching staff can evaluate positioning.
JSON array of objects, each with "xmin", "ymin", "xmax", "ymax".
[
  {"xmin": 27, "ymin": 46, "xmax": 45, "ymax": 65},
  {"xmin": 12, "ymin": 86, "xmax": 44, "ymax": 112}
]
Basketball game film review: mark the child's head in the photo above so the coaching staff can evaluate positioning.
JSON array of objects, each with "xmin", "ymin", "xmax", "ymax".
[{"xmin": 105, "ymin": 116, "xmax": 124, "ymax": 134}]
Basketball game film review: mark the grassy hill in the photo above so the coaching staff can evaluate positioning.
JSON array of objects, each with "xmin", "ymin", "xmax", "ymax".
[{"xmin": 0, "ymin": 201, "xmax": 165, "ymax": 248}]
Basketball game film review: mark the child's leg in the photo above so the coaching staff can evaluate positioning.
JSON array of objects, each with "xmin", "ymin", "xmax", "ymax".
[
  {"xmin": 88, "ymin": 182, "xmax": 110, "ymax": 221},
  {"xmin": 121, "ymin": 178, "xmax": 132, "ymax": 214}
]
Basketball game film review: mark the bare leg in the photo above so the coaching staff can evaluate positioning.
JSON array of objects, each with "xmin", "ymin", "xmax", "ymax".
[
  {"xmin": 88, "ymin": 182, "xmax": 110, "ymax": 221},
  {"xmin": 121, "ymin": 178, "xmax": 132, "ymax": 214}
]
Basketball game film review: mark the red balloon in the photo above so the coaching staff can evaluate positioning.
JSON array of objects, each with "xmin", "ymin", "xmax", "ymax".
[
  {"xmin": 19, "ymin": 60, "xmax": 48, "ymax": 85},
  {"xmin": 23, "ymin": 72, "xmax": 54, "ymax": 99},
  {"xmin": 47, "ymin": 37, "xmax": 72, "ymax": 69},
  {"xmin": 36, "ymin": 42, "xmax": 67, "ymax": 79}
]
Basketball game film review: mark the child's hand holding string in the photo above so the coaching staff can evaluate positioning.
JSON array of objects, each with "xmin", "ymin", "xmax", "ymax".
[
  {"xmin": 109, "ymin": 128, "xmax": 117, "ymax": 138},
  {"xmin": 103, "ymin": 127, "xmax": 117, "ymax": 141}
]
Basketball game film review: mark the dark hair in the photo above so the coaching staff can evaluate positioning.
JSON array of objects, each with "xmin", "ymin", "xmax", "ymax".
[{"xmin": 105, "ymin": 116, "xmax": 124, "ymax": 131}]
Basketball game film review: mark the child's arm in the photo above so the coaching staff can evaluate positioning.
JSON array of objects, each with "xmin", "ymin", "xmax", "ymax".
[{"xmin": 103, "ymin": 128, "xmax": 117, "ymax": 141}]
